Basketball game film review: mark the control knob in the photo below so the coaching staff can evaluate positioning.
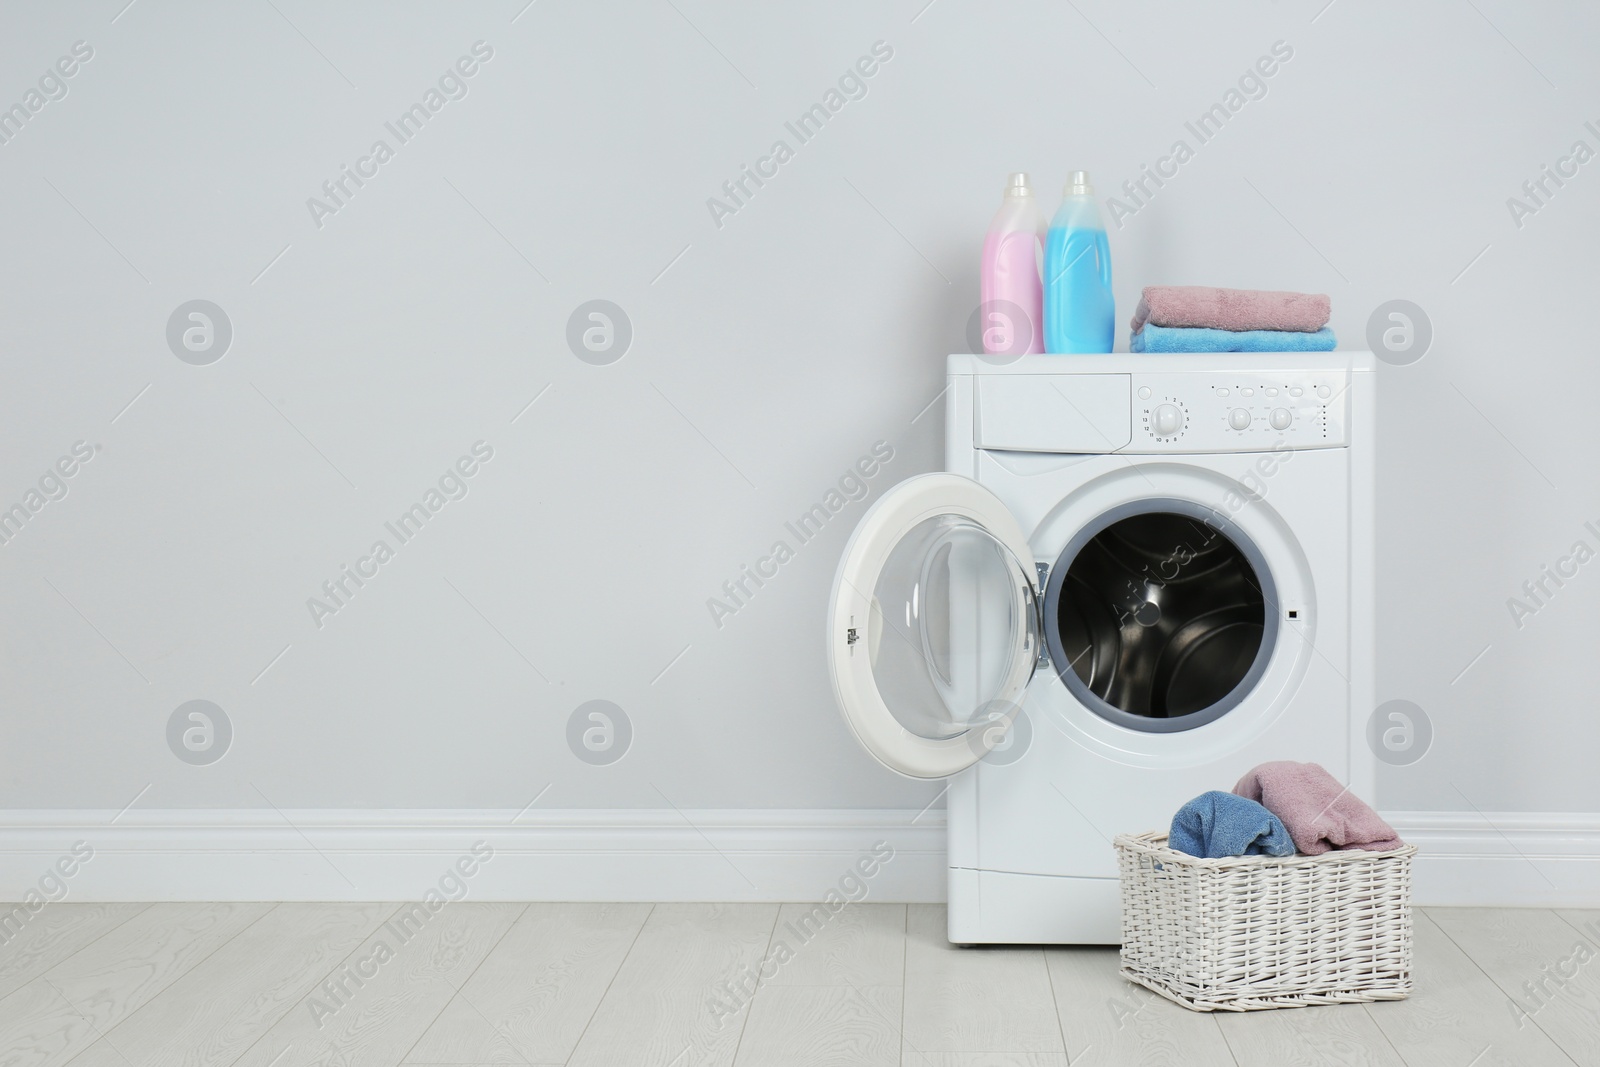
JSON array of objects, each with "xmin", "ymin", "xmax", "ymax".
[
  {"xmin": 1228, "ymin": 408, "xmax": 1252, "ymax": 431},
  {"xmin": 1270, "ymin": 407, "xmax": 1293, "ymax": 430},
  {"xmin": 1152, "ymin": 403, "xmax": 1183, "ymax": 436}
]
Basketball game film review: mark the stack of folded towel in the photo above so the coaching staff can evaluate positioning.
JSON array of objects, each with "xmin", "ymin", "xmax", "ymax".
[
  {"xmin": 1167, "ymin": 760, "xmax": 1401, "ymax": 859},
  {"xmin": 1129, "ymin": 286, "xmax": 1335, "ymax": 353}
]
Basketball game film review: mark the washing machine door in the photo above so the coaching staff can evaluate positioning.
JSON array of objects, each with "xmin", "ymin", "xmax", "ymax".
[{"xmin": 827, "ymin": 473, "xmax": 1041, "ymax": 779}]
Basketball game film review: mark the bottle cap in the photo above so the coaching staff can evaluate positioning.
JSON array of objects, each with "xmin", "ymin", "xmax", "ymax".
[
  {"xmin": 1065, "ymin": 170, "xmax": 1093, "ymax": 196},
  {"xmin": 1005, "ymin": 172, "xmax": 1032, "ymax": 196}
]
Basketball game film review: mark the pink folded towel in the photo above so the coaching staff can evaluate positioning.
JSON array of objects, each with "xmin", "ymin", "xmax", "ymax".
[
  {"xmin": 1233, "ymin": 761, "xmax": 1403, "ymax": 855},
  {"xmin": 1130, "ymin": 286, "xmax": 1331, "ymax": 335}
]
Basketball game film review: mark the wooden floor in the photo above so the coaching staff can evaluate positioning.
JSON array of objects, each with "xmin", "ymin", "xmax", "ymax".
[{"xmin": 0, "ymin": 902, "xmax": 1590, "ymax": 1066}]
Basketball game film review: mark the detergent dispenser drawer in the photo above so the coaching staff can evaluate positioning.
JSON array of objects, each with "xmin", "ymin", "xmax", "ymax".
[{"xmin": 974, "ymin": 374, "xmax": 1132, "ymax": 453}]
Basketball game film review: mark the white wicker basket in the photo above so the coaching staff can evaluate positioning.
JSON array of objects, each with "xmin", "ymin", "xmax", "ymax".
[{"xmin": 1115, "ymin": 830, "xmax": 1417, "ymax": 1012}]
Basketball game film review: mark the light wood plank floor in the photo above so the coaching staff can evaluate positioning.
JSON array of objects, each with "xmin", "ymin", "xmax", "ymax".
[{"xmin": 0, "ymin": 902, "xmax": 1587, "ymax": 1066}]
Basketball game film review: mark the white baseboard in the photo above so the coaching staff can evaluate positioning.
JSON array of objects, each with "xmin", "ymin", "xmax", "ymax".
[
  {"xmin": 0, "ymin": 809, "xmax": 1594, "ymax": 907},
  {"xmin": 1388, "ymin": 811, "xmax": 1600, "ymax": 908},
  {"xmin": 0, "ymin": 809, "xmax": 948, "ymax": 904}
]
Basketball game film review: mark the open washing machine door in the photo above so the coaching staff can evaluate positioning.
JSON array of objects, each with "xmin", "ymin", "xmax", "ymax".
[{"xmin": 827, "ymin": 473, "xmax": 1041, "ymax": 779}]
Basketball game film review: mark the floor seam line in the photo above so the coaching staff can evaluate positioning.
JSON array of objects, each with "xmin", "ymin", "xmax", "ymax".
[
  {"xmin": 899, "ymin": 904, "xmax": 908, "ymax": 1067},
  {"xmin": 726, "ymin": 904, "xmax": 783, "ymax": 1066},
  {"xmin": 1360, "ymin": 1000, "xmax": 1416, "ymax": 1067},
  {"xmin": 563, "ymin": 902, "xmax": 655, "ymax": 1066},
  {"xmin": 103, "ymin": 903, "xmax": 276, "ymax": 1055},
  {"xmin": 49, "ymin": 902, "xmax": 274, "ymax": 1067},
  {"xmin": 1436, "ymin": 907, "xmax": 1584, "ymax": 1066},
  {"xmin": 1041, "ymin": 947, "xmax": 1071, "ymax": 1059},
  {"xmin": 396, "ymin": 901, "xmax": 532, "ymax": 1066},
  {"xmin": 21, "ymin": 902, "xmax": 155, "ymax": 994},
  {"xmin": 222, "ymin": 901, "xmax": 405, "ymax": 1067}
]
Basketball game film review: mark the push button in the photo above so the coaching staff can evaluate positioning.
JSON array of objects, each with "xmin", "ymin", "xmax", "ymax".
[
  {"xmin": 1137, "ymin": 386, "xmax": 1152, "ymax": 400},
  {"xmin": 1289, "ymin": 386, "xmax": 1303, "ymax": 397},
  {"xmin": 1316, "ymin": 385, "xmax": 1331, "ymax": 399},
  {"xmin": 1240, "ymin": 387, "xmax": 1254, "ymax": 397}
]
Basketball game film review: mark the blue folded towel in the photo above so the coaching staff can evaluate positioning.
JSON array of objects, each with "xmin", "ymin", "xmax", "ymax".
[
  {"xmin": 1131, "ymin": 324, "xmax": 1337, "ymax": 353},
  {"xmin": 1169, "ymin": 791, "xmax": 1295, "ymax": 858}
]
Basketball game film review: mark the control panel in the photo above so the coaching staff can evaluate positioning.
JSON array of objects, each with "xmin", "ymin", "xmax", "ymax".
[{"xmin": 1130, "ymin": 371, "xmax": 1348, "ymax": 452}]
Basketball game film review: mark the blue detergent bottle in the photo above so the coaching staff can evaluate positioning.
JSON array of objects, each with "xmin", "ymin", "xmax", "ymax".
[{"xmin": 1043, "ymin": 171, "xmax": 1114, "ymax": 353}]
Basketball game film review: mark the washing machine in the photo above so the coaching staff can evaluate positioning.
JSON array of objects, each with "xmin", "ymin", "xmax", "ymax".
[{"xmin": 826, "ymin": 352, "xmax": 1375, "ymax": 944}]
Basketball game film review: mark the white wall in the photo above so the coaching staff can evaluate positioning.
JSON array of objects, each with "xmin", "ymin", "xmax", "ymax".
[{"xmin": 0, "ymin": 0, "xmax": 1594, "ymax": 838}]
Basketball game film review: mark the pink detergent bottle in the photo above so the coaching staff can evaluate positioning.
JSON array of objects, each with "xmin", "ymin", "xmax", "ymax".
[{"xmin": 978, "ymin": 172, "xmax": 1044, "ymax": 356}]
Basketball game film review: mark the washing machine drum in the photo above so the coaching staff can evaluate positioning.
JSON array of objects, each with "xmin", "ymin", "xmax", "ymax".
[{"xmin": 1044, "ymin": 502, "xmax": 1278, "ymax": 732}]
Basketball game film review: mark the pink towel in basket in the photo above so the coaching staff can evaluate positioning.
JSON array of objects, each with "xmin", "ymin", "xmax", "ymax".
[
  {"xmin": 1233, "ymin": 761, "xmax": 1403, "ymax": 855},
  {"xmin": 1130, "ymin": 286, "xmax": 1330, "ymax": 335}
]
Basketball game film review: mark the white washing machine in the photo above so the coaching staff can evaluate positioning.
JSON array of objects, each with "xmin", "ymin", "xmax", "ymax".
[{"xmin": 827, "ymin": 352, "xmax": 1375, "ymax": 944}]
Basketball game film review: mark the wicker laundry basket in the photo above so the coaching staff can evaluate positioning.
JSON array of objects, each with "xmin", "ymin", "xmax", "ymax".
[{"xmin": 1114, "ymin": 831, "xmax": 1417, "ymax": 1011}]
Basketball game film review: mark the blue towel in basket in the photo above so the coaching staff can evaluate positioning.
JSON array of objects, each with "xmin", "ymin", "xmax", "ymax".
[{"xmin": 1169, "ymin": 791, "xmax": 1295, "ymax": 858}]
